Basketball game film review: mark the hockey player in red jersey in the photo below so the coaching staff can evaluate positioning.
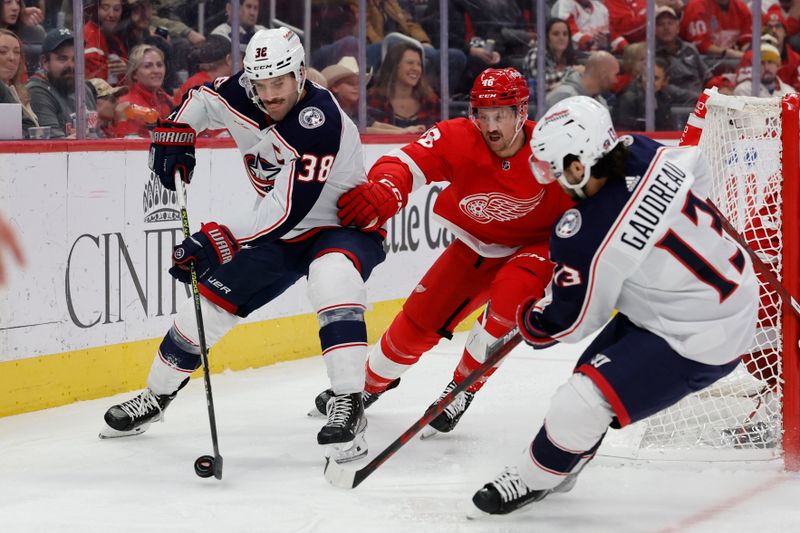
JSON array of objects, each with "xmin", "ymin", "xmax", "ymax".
[{"xmin": 313, "ymin": 68, "xmax": 573, "ymax": 436}]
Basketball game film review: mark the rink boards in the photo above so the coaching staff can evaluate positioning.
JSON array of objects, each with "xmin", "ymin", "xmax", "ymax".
[
  {"xmin": 0, "ymin": 133, "xmax": 679, "ymax": 418},
  {"xmin": 0, "ymin": 137, "xmax": 474, "ymax": 417}
]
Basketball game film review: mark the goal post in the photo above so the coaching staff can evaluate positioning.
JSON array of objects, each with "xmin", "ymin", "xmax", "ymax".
[
  {"xmin": 779, "ymin": 94, "xmax": 800, "ymax": 471},
  {"xmin": 601, "ymin": 92, "xmax": 800, "ymax": 470}
]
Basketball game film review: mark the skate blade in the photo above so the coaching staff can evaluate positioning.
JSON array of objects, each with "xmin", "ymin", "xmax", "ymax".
[
  {"xmin": 98, "ymin": 422, "xmax": 152, "ymax": 439},
  {"xmin": 551, "ymin": 474, "xmax": 578, "ymax": 494},
  {"xmin": 323, "ymin": 457, "xmax": 358, "ymax": 489},
  {"xmin": 419, "ymin": 425, "xmax": 441, "ymax": 440},
  {"xmin": 323, "ymin": 434, "xmax": 368, "ymax": 464}
]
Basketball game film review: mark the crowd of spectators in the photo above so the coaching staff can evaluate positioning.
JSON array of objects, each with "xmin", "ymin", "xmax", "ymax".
[{"xmin": 3, "ymin": 0, "xmax": 800, "ymax": 140}]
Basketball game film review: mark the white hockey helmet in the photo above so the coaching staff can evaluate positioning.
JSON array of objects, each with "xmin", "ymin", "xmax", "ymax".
[
  {"xmin": 528, "ymin": 96, "xmax": 620, "ymax": 198},
  {"xmin": 241, "ymin": 27, "xmax": 306, "ymax": 110}
]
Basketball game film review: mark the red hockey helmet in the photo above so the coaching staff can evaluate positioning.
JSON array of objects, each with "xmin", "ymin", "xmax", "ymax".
[
  {"xmin": 469, "ymin": 67, "xmax": 529, "ymax": 139},
  {"xmin": 469, "ymin": 67, "xmax": 529, "ymax": 108}
]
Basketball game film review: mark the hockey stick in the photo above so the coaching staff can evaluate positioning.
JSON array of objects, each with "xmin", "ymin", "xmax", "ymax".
[
  {"xmin": 324, "ymin": 328, "xmax": 523, "ymax": 489},
  {"xmin": 709, "ymin": 200, "xmax": 800, "ymax": 319},
  {"xmin": 174, "ymin": 176, "xmax": 224, "ymax": 480}
]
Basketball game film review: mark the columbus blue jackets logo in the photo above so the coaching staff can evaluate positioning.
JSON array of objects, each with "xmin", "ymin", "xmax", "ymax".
[
  {"xmin": 299, "ymin": 106, "xmax": 325, "ymax": 129},
  {"xmin": 244, "ymin": 153, "xmax": 280, "ymax": 195},
  {"xmin": 555, "ymin": 209, "xmax": 582, "ymax": 238}
]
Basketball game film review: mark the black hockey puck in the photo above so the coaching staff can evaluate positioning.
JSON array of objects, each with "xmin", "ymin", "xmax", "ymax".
[{"xmin": 194, "ymin": 455, "xmax": 215, "ymax": 478}]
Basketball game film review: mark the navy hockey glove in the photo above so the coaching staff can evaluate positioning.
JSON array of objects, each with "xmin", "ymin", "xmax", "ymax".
[
  {"xmin": 168, "ymin": 222, "xmax": 240, "ymax": 284},
  {"xmin": 149, "ymin": 120, "xmax": 196, "ymax": 191},
  {"xmin": 337, "ymin": 175, "xmax": 405, "ymax": 231}
]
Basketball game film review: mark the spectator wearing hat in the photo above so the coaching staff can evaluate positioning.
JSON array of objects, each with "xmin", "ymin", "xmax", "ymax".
[
  {"xmin": 88, "ymin": 77, "xmax": 127, "ymax": 137},
  {"xmin": 84, "ymin": 0, "xmax": 128, "ymax": 84},
  {"xmin": 0, "ymin": 28, "xmax": 38, "ymax": 134},
  {"xmin": 655, "ymin": 6, "xmax": 708, "ymax": 105},
  {"xmin": 734, "ymin": 42, "xmax": 795, "ymax": 96},
  {"xmin": 211, "ymin": 0, "xmax": 266, "ymax": 50},
  {"xmin": 26, "ymin": 28, "xmax": 97, "ymax": 139},
  {"xmin": 174, "ymin": 34, "xmax": 232, "ymax": 102},
  {"xmin": 680, "ymin": 0, "xmax": 753, "ymax": 59}
]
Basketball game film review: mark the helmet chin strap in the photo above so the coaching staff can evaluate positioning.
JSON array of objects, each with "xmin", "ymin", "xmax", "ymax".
[
  {"xmin": 507, "ymin": 102, "xmax": 527, "ymax": 146},
  {"xmin": 558, "ymin": 163, "xmax": 592, "ymax": 200}
]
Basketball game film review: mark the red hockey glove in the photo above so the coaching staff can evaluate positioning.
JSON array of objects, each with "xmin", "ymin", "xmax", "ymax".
[
  {"xmin": 149, "ymin": 119, "xmax": 196, "ymax": 191},
  {"xmin": 337, "ymin": 175, "xmax": 405, "ymax": 231},
  {"xmin": 168, "ymin": 222, "xmax": 240, "ymax": 284}
]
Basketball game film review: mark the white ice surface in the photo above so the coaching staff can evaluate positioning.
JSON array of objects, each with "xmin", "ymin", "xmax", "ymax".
[{"xmin": 1, "ymin": 332, "xmax": 798, "ymax": 533}]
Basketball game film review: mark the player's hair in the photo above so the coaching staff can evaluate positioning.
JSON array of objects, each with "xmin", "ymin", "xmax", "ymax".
[
  {"xmin": 590, "ymin": 143, "xmax": 629, "ymax": 182},
  {"xmin": 125, "ymin": 44, "xmax": 164, "ymax": 85}
]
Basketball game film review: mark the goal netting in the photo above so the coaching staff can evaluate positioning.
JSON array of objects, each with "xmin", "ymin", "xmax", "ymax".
[{"xmin": 602, "ymin": 92, "xmax": 800, "ymax": 465}]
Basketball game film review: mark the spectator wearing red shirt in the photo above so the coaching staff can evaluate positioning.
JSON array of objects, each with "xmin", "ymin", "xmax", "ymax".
[
  {"xmin": 680, "ymin": 0, "xmax": 752, "ymax": 58},
  {"xmin": 175, "ymin": 34, "xmax": 232, "ymax": 103},
  {"xmin": 115, "ymin": 44, "xmax": 175, "ymax": 137},
  {"xmin": 84, "ymin": 0, "xmax": 128, "ymax": 84},
  {"xmin": 606, "ymin": 0, "xmax": 683, "ymax": 43}
]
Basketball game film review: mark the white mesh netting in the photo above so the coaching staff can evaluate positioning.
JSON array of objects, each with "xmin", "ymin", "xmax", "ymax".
[{"xmin": 603, "ymin": 94, "xmax": 785, "ymax": 461}]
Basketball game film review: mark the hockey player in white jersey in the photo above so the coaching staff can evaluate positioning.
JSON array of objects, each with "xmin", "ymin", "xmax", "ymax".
[
  {"xmin": 99, "ymin": 28, "xmax": 385, "ymax": 463},
  {"xmin": 471, "ymin": 96, "xmax": 759, "ymax": 515}
]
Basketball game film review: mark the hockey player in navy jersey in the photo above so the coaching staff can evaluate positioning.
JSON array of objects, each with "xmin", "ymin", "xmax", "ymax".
[
  {"xmin": 99, "ymin": 28, "xmax": 385, "ymax": 463},
  {"xmin": 471, "ymin": 96, "xmax": 759, "ymax": 515}
]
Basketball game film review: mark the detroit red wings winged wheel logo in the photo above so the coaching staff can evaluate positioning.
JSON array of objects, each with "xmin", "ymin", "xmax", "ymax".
[{"xmin": 458, "ymin": 189, "xmax": 546, "ymax": 223}]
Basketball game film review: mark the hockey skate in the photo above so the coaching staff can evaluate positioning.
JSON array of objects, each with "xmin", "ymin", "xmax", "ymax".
[
  {"xmin": 420, "ymin": 380, "xmax": 475, "ymax": 439},
  {"xmin": 99, "ymin": 388, "xmax": 175, "ymax": 439},
  {"xmin": 317, "ymin": 393, "xmax": 368, "ymax": 463},
  {"xmin": 308, "ymin": 378, "xmax": 401, "ymax": 417},
  {"xmin": 470, "ymin": 467, "xmax": 550, "ymax": 516}
]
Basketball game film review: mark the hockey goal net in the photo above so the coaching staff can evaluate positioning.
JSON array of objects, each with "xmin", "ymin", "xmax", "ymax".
[{"xmin": 602, "ymin": 92, "xmax": 800, "ymax": 469}]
